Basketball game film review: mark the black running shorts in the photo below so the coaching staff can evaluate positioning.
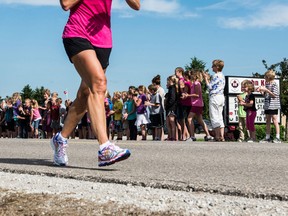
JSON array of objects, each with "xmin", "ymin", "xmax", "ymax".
[{"xmin": 63, "ymin": 37, "xmax": 112, "ymax": 69}]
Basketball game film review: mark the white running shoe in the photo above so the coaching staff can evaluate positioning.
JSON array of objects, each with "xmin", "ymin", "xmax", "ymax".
[
  {"xmin": 98, "ymin": 142, "xmax": 130, "ymax": 167},
  {"xmin": 51, "ymin": 132, "xmax": 68, "ymax": 166}
]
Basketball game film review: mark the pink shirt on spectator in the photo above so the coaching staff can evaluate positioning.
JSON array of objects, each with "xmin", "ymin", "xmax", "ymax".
[
  {"xmin": 191, "ymin": 81, "xmax": 204, "ymax": 107},
  {"xmin": 62, "ymin": 0, "xmax": 113, "ymax": 48},
  {"xmin": 181, "ymin": 81, "xmax": 192, "ymax": 106},
  {"xmin": 32, "ymin": 108, "xmax": 42, "ymax": 121}
]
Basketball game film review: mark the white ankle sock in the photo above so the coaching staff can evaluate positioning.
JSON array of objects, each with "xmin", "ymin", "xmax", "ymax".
[
  {"xmin": 58, "ymin": 132, "xmax": 67, "ymax": 141},
  {"xmin": 100, "ymin": 141, "xmax": 111, "ymax": 151}
]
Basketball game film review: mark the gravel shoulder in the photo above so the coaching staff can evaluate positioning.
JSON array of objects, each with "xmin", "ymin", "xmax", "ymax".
[{"xmin": 1, "ymin": 171, "xmax": 288, "ymax": 216}]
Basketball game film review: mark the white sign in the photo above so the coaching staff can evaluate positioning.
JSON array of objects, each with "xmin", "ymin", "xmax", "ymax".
[
  {"xmin": 228, "ymin": 96, "xmax": 280, "ymax": 124},
  {"xmin": 227, "ymin": 77, "xmax": 280, "ymax": 94}
]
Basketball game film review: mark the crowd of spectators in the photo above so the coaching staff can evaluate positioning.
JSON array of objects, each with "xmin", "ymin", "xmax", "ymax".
[{"xmin": 0, "ymin": 62, "xmax": 225, "ymax": 141}]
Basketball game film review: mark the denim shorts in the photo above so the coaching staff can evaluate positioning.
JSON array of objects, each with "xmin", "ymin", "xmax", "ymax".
[{"xmin": 32, "ymin": 119, "xmax": 41, "ymax": 129}]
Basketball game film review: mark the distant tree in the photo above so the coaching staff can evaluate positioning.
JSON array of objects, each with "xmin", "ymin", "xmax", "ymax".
[
  {"xmin": 262, "ymin": 58, "xmax": 288, "ymax": 140},
  {"xmin": 21, "ymin": 85, "xmax": 34, "ymax": 101},
  {"xmin": 34, "ymin": 86, "xmax": 45, "ymax": 104},
  {"xmin": 252, "ymin": 72, "xmax": 263, "ymax": 78},
  {"xmin": 21, "ymin": 85, "xmax": 46, "ymax": 103},
  {"xmin": 185, "ymin": 57, "xmax": 209, "ymax": 119}
]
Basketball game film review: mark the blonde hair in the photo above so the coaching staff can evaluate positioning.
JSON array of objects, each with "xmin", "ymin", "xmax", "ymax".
[
  {"xmin": 51, "ymin": 92, "xmax": 58, "ymax": 98},
  {"xmin": 31, "ymin": 99, "xmax": 39, "ymax": 109},
  {"xmin": 191, "ymin": 70, "xmax": 203, "ymax": 82},
  {"xmin": 264, "ymin": 70, "xmax": 275, "ymax": 82},
  {"xmin": 212, "ymin": 59, "xmax": 224, "ymax": 72},
  {"xmin": 113, "ymin": 91, "xmax": 122, "ymax": 99},
  {"xmin": 12, "ymin": 92, "xmax": 22, "ymax": 104}
]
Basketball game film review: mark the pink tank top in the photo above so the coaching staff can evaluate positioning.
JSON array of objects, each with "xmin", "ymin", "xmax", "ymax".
[
  {"xmin": 191, "ymin": 81, "xmax": 204, "ymax": 107},
  {"xmin": 62, "ymin": 0, "xmax": 113, "ymax": 48},
  {"xmin": 32, "ymin": 108, "xmax": 42, "ymax": 121}
]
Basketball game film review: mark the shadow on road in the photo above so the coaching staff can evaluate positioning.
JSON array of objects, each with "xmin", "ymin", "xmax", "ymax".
[{"xmin": 0, "ymin": 158, "xmax": 118, "ymax": 172}]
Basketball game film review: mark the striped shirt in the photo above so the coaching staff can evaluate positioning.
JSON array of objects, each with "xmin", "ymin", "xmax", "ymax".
[{"xmin": 264, "ymin": 81, "xmax": 281, "ymax": 110}]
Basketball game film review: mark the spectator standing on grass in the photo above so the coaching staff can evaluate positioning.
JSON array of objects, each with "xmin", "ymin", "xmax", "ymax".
[
  {"xmin": 30, "ymin": 99, "xmax": 42, "ymax": 138},
  {"xmin": 0, "ymin": 100, "xmax": 7, "ymax": 138},
  {"xmin": 257, "ymin": 70, "xmax": 282, "ymax": 143},
  {"xmin": 104, "ymin": 91, "xmax": 113, "ymax": 139},
  {"xmin": 203, "ymin": 59, "xmax": 226, "ymax": 141},
  {"xmin": 44, "ymin": 100, "xmax": 53, "ymax": 139},
  {"xmin": 111, "ymin": 91, "xmax": 123, "ymax": 140},
  {"xmin": 175, "ymin": 67, "xmax": 189, "ymax": 141},
  {"xmin": 17, "ymin": 104, "xmax": 31, "ymax": 138},
  {"xmin": 12, "ymin": 92, "xmax": 22, "ymax": 138},
  {"xmin": 237, "ymin": 80, "xmax": 249, "ymax": 142},
  {"xmin": 180, "ymin": 70, "xmax": 193, "ymax": 141},
  {"xmin": 58, "ymin": 98, "xmax": 67, "ymax": 130},
  {"xmin": 152, "ymin": 74, "xmax": 166, "ymax": 140},
  {"xmin": 145, "ymin": 84, "xmax": 164, "ymax": 141},
  {"xmin": 50, "ymin": 97, "xmax": 60, "ymax": 136},
  {"xmin": 164, "ymin": 75, "xmax": 178, "ymax": 141},
  {"xmin": 122, "ymin": 91, "xmax": 130, "ymax": 140},
  {"xmin": 5, "ymin": 98, "xmax": 16, "ymax": 138},
  {"xmin": 123, "ymin": 90, "xmax": 137, "ymax": 140},
  {"xmin": 183, "ymin": 70, "xmax": 213, "ymax": 141},
  {"xmin": 239, "ymin": 81, "xmax": 257, "ymax": 142},
  {"xmin": 134, "ymin": 85, "xmax": 150, "ymax": 140}
]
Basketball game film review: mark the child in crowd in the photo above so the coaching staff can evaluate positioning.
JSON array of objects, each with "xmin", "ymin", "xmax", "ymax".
[
  {"xmin": 239, "ymin": 80, "xmax": 257, "ymax": 142},
  {"xmin": 64, "ymin": 99, "xmax": 75, "ymax": 139},
  {"xmin": 164, "ymin": 75, "xmax": 178, "ymax": 141},
  {"xmin": 50, "ymin": 96, "xmax": 60, "ymax": 136},
  {"xmin": 175, "ymin": 67, "xmax": 189, "ymax": 141},
  {"xmin": 0, "ymin": 100, "xmax": 7, "ymax": 138},
  {"xmin": 122, "ymin": 91, "xmax": 130, "ymax": 140},
  {"xmin": 237, "ymin": 80, "xmax": 249, "ymax": 142},
  {"xmin": 184, "ymin": 70, "xmax": 213, "ymax": 141},
  {"xmin": 5, "ymin": 98, "xmax": 16, "ymax": 138},
  {"xmin": 181, "ymin": 70, "xmax": 193, "ymax": 141},
  {"xmin": 152, "ymin": 75, "xmax": 166, "ymax": 140},
  {"xmin": 57, "ymin": 98, "xmax": 66, "ymax": 130},
  {"xmin": 111, "ymin": 91, "xmax": 123, "ymax": 140},
  {"xmin": 257, "ymin": 70, "xmax": 281, "ymax": 143},
  {"xmin": 17, "ymin": 104, "xmax": 31, "ymax": 138},
  {"xmin": 44, "ymin": 100, "xmax": 53, "ymax": 139},
  {"xmin": 30, "ymin": 99, "xmax": 42, "ymax": 138},
  {"xmin": 12, "ymin": 92, "xmax": 22, "ymax": 137},
  {"xmin": 104, "ymin": 91, "xmax": 113, "ymax": 139},
  {"xmin": 145, "ymin": 84, "xmax": 164, "ymax": 141},
  {"xmin": 78, "ymin": 112, "xmax": 88, "ymax": 139},
  {"xmin": 123, "ymin": 90, "xmax": 137, "ymax": 140},
  {"xmin": 134, "ymin": 85, "xmax": 150, "ymax": 140},
  {"xmin": 203, "ymin": 59, "xmax": 226, "ymax": 141}
]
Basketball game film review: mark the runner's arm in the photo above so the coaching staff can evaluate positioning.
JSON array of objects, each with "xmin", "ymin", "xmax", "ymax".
[
  {"xmin": 126, "ymin": 0, "xmax": 141, "ymax": 10},
  {"xmin": 60, "ymin": 0, "xmax": 82, "ymax": 11}
]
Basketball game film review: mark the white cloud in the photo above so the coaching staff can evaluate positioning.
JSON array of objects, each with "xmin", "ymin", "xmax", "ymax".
[
  {"xmin": 221, "ymin": 4, "xmax": 288, "ymax": 29},
  {"xmin": 141, "ymin": 0, "xmax": 180, "ymax": 14},
  {"xmin": 0, "ymin": 0, "xmax": 197, "ymax": 18},
  {"xmin": 0, "ymin": 0, "xmax": 58, "ymax": 6},
  {"xmin": 198, "ymin": 0, "xmax": 262, "ymax": 11},
  {"xmin": 113, "ymin": 0, "xmax": 181, "ymax": 14}
]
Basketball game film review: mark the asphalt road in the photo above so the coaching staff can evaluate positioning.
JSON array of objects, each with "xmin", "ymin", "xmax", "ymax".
[{"xmin": 0, "ymin": 138, "xmax": 287, "ymax": 201}]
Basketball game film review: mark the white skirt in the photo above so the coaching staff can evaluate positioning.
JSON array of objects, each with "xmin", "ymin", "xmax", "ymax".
[{"xmin": 135, "ymin": 113, "xmax": 150, "ymax": 127}]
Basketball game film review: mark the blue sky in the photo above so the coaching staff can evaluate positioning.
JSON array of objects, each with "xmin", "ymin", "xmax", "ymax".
[{"xmin": 1, "ymin": 0, "xmax": 287, "ymax": 100}]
